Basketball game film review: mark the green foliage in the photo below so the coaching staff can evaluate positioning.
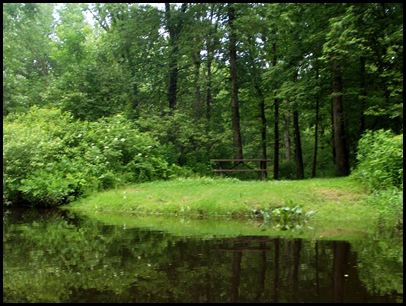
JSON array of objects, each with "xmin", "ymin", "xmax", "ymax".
[
  {"xmin": 44, "ymin": 4, "xmax": 134, "ymax": 121},
  {"xmin": 278, "ymin": 160, "xmax": 297, "ymax": 179},
  {"xmin": 3, "ymin": 107, "xmax": 175, "ymax": 207},
  {"xmin": 351, "ymin": 129, "xmax": 403, "ymax": 228},
  {"xmin": 3, "ymin": 3, "xmax": 55, "ymax": 115},
  {"xmin": 3, "ymin": 3, "xmax": 403, "ymax": 191},
  {"xmin": 366, "ymin": 188, "xmax": 403, "ymax": 229},
  {"xmin": 353, "ymin": 221, "xmax": 403, "ymax": 297},
  {"xmin": 351, "ymin": 129, "xmax": 403, "ymax": 191},
  {"xmin": 135, "ymin": 109, "xmax": 231, "ymax": 175},
  {"xmin": 253, "ymin": 204, "xmax": 316, "ymax": 232},
  {"xmin": 3, "ymin": 107, "xmax": 76, "ymax": 205}
]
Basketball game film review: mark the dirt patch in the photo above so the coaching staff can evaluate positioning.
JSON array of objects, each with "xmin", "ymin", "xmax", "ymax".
[
  {"xmin": 312, "ymin": 188, "xmax": 365, "ymax": 203},
  {"xmin": 122, "ymin": 187, "xmax": 144, "ymax": 194}
]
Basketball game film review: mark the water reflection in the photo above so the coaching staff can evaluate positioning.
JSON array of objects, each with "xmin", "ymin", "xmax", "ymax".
[{"xmin": 3, "ymin": 208, "xmax": 403, "ymax": 303}]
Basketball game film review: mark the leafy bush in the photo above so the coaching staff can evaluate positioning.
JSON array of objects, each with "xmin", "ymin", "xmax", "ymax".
[
  {"xmin": 367, "ymin": 188, "xmax": 403, "ymax": 229},
  {"xmin": 3, "ymin": 107, "xmax": 175, "ymax": 207},
  {"xmin": 278, "ymin": 160, "xmax": 297, "ymax": 179},
  {"xmin": 252, "ymin": 204, "xmax": 316, "ymax": 232},
  {"xmin": 134, "ymin": 109, "xmax": 231, "ymax": 175},
  {"xmin": 351, "ymin": 129, "xmax": 403, "ymax": 190}
]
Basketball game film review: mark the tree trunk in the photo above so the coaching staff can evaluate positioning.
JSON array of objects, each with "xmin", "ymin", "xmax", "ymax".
[
  {"xmin": 331, "ymin": 106, "xmax": 336, "ymax": 165},
  {"xmin": 252, "ymin": 81, "xmax": 266, "ymax": 179},
  {"xmin": 332, "ymin": 57, "xmax": 350, "ymax": 176},
  {"xmin": 359, "ymin": 56, "xmax": 366, "ymax": 136},
  {"xmin": 205, "ymin": 5, "xmax": 218, "ymax": 122},
  {"xmin": 272, "ymin": 42, "xmax": 279, "ymax": 180},
  {"xmin": 293, "ymin": 70, "xmax": 304, "ymax": 179},
  {"xmin": 251, "ymin": 80, "xmax": 267, "ymax": 180},
  {"xmin": 311, "ymin": 94, "xmax": 319, "ymax": 178},
  {"xmin": 293, "ymin": 107, "xmax": 304, "ymax": 179},
  {"xmin": 167, "ymin": 55, "xmax": 178, "ymax": 110},
  {"xmin": 283, "ymin": 114, "xmax": 291, "ymax": 161},
  {"xmin": 206, "ymin": 55, "xmax": 212, "ymax": 121},
  {"xmin": 259, "ymin": 92, "xmax": 267, "ymax": 180},
  {"xmin": 193, "ymin": 49, "xmax": 202, "ymax": 118},
  {"xmin": 228, "ymin": 4, "xmax": 243, "ymax": 159},
  {"xmin": 312, "ymin": 66, "xmax": 320, "ymax": 178},
  {"xmin": 284, "ymin": 130, "xmax": 291, "ymax": 161},
  {"xmin": 165, "ymin": 3, "xmax": 187, "ymax": 110},
  {"xmin": 274, "ymin": 98, "xmax": 280, "ymax": 180},
  {"xmin": 248, "ymin": 36, "xmax": 267, "ymax": 179}
]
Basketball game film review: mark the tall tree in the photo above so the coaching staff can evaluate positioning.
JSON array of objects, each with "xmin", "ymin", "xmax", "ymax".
[
  {"xmin": 3, "ymin": 3, "xmax": 55, "ymax": 114},
  {"xmin": 292, "ymin": 105, "xmax": 304, "ymax": 179},
  {"xmin": 321, "ymin": 4, "xmax": 354, "ymax": 176},
  {"xmin": 331, "ymin": 56, "xmax": 350, "ymax": 176},
  {"xmin": 203, "ymin": 4, "xmax": 221, "ymax": 122},
  {"xmin": 292, "ymin": 69, "xmax": 305, "ymax": 179},
  {"xmin": 272, "ymin": 42, "xmax": 280, "ymax": 180},
  {"xmin": 4, "ymin": 3, "xmax": 402, "ymax": 179},
  {"xmin": 227, "ymin": 3, "xmax": 243, "ymax": 159},
  {"xmin": 165, "ymin": 3, "xmax": 188, "ymax": 110},
  {"xmin": 47, "ymin": 3, "xmax": 135, "ymax": 120},
  {"xmin": 238, "ymin": 3, "xmax": 270, "ymax": 177},
  {"xmin": 312, "ymin": 65, "xmax": 320, "ymax": 178}
]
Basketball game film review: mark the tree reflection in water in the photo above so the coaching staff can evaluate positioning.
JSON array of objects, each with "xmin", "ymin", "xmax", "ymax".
[{"xmin": 3, "ymin": 208, "xmax": 403, "ymax": 303}]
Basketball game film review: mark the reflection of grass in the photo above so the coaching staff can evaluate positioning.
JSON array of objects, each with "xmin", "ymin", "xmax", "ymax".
[
  {"xmin": 67, "ymin": 210, "xmax": 369, "ymax": 241},
  {"xmin": 62, "ymin": 176, "xmax": 381, "ymax": 240}
]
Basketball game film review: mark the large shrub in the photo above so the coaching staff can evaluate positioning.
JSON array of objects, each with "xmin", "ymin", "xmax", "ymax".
[
  {"xmin": 351, "ymin": 130, "xmax": 403, "ymax": 229},
  {"xmin": 3, "ymin": 107, "xmax": 174, "ymax": 207},
  {"xmin": 351, "ymin": 129, "xmax": 403, "ymax": 191}
]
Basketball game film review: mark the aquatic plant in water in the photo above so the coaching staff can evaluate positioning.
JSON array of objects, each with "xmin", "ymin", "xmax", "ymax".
[{"xmin": 252, "ymin": 205, "xmax": 316, "ymax": 232}]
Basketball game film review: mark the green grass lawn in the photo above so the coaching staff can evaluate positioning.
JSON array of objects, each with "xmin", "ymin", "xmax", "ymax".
[{"xmin": 63, "ymin": 176, "xmax": 378, "ymax": 240}]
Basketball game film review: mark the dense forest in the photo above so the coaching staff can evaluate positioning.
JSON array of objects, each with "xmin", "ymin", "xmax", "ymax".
[{"xmin": 3, "ymin": 3, "xmax": 403, "ymax": 206}]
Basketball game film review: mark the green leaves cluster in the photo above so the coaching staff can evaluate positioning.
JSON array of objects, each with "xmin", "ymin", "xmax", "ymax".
[
  {"xmin": 3, "ymin": 3, "xmax": 403, "ymax": 185},
  {"xmin": 254, "ymin": 204, "xmax": 316, "ymax": 232},
  {"xmin": 3, "ymin": 3, "xmax": 55, "ymax": 114},
  {"xmin": 3, "ymin": 107, "xmax": 175, "ymax": 207},
  {"xmin": 351, "ymin": 129, "xmax": 403, "ymax": 227},
  {"xmin": 352, "ymin": 129, "xmax": 403, "ymax": 191}
]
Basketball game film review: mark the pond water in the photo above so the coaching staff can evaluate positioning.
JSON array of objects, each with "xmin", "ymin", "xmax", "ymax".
[{"xmin": 3, "ymin": 207, "xmax": 403, "ymax": 303}]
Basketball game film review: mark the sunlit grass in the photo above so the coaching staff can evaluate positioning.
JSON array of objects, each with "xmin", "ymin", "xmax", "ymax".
[
  {"xmin": 63, "ymin": 176, "xmax": 379, "ymax": 239},
  {"xmin": 67, "ymin": 176, "xmax": 371, "ymax": 217}
]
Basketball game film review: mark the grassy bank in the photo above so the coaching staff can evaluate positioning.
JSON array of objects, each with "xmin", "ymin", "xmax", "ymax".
[{"xmin": 63, "ymin": 176, "xmax": 379, "ymax": 239}]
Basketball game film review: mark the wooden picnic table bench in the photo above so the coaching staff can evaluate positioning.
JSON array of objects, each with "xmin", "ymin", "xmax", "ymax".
[{"xmin": 210, "ymin": 159, "xmax": 272, "ymax": 180}]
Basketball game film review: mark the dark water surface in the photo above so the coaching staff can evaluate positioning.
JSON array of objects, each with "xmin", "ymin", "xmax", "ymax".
[{"xmin": 3, "ymin": 207, "xmax": 403, "ymax": 303}]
